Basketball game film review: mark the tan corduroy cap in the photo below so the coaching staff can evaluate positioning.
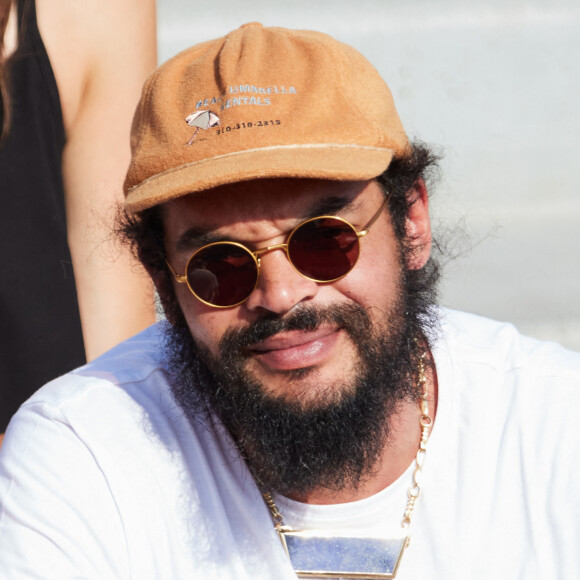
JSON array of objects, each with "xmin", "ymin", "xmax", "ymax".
[{"xmin": 124, "ymin": 22, "xmax": 409, "ymax": 212}]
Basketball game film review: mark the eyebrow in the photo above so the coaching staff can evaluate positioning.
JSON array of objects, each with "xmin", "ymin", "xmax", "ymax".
[{"xmin": 174, "ymin": 194, "xmax": 358, "ymax": 253}]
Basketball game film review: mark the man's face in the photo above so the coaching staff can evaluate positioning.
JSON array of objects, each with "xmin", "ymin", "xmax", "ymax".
[
  {"xmin": 160, "ymin": 177, "xmax": 435, "ymax": 495},
  {"xmin": 162, "ymin": 178, "xmax": 408, "ymax": 408}
]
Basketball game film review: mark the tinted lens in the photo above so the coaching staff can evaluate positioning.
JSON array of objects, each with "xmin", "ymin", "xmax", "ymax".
[
  {"xmin": 288, "ymin": 217, "xmax": 359, "ymax": 281},
  {"xmin": 186, "ymin": 243, "xmax": 258, "ymax": 307}
]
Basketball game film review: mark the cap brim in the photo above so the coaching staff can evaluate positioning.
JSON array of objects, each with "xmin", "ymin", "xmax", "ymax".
[{"xmin": 124, "ymin": 144, "xmax": 394, "ymax": 213}]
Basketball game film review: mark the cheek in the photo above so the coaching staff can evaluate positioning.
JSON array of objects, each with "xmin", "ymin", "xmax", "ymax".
[
  {"xmin": 174, "ymin": 283, "xmax": 233, "ymax": 356},
  {"xmin": 335, "ymin": 234, "xmax": 402, "ymax": 311}
]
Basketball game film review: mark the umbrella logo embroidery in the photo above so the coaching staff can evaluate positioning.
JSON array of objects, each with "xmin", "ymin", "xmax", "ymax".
[{"xmin": 185, "ymin": 110, "xmax": 220, "ymax": 145}]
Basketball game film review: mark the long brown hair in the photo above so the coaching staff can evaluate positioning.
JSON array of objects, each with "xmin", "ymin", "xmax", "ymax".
[{"xmin": 0, "ymin": 0, "xmax": 14, "ymax": 139}]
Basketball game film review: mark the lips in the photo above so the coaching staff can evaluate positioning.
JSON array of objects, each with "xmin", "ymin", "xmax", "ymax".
[{"xmin": 249, "ymin": 326, "xmax": 342, "ymax": 371}]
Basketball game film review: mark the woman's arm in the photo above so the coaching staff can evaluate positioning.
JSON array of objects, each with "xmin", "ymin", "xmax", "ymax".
[{"xmin": 39, "ymin": 0, "xmax": 158, "ymax": 360}]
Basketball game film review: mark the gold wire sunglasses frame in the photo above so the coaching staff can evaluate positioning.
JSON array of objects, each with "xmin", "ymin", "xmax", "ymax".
[{"xmin": 166, "ymin": 195, "xmax": 390, "ymax": 308}]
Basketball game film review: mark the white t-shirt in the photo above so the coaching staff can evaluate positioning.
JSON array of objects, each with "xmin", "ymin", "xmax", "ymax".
[{"xmin": 1, "ymin": 309, "xmax": 579, "ymax": 579}]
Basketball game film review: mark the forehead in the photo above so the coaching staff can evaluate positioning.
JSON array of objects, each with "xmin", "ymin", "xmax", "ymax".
[{"xmin": 161, "ymin": 178, "xmax": 377, "ymax": 239}]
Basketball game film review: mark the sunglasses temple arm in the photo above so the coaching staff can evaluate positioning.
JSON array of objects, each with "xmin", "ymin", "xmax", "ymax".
[
  {"xmin": 359, "ymin": 194, "xmax": 391, "ymax": 237},
  {"xmin": 165, "ymin": 259, "xmax": 188, "ymax": 283}
]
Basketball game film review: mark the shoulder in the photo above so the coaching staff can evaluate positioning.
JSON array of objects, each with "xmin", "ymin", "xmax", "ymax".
[
  {"xmin": 435, "ymin": 308, "xmax": 580, "ymax": 427},
  {"xmin": 36, "ymin": 0, "xmax": 156, "ymax": 131},
  {"xmin": 438, "ymin": 308, "xmax": 580, "ymax": 379},
  {"xmin": 0, "ymin": 320, "xmax": 202, "ymax": 493},
  {"xmin": 11, "ymin": 321, "xmax": 176, "ymax": 432},
  {"xmin": 434, "ymin": 308, "xmax": 580, "ymax": 446}
]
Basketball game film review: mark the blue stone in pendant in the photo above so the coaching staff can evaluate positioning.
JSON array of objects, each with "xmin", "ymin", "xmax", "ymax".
[{"xmin": 279, "ymin": 529, "xmax": 408, "ymax": 578}]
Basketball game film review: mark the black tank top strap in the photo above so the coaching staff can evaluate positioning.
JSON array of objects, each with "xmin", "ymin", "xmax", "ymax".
[
  {"xmin": 14, "ymin": 0, "xmax": 65, "ymax": 149},
  {"xmin": 16, "ymin": 0, "xmax": 26, "ymax": 29}
]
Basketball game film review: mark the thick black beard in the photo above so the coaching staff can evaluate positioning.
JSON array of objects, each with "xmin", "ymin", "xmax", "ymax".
[{"xmin": 165, "ymin": 255, "xmax": 440, "ymax": 498}]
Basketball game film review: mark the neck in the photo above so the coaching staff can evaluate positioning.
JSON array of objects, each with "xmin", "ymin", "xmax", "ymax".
[{"xmin": 285, "ymin": 364, "xmax": 438, "ymax": 505}]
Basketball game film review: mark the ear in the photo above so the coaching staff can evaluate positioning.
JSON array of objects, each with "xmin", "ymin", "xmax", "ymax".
[{"xmin": 405, "ymin": 179, "xmax": 432, "ymax": 270}]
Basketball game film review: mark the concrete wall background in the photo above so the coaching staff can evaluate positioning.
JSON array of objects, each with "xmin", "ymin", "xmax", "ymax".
[{"xmin": 157, "ymin": 0, "xmax": 580, "ymax": 350}]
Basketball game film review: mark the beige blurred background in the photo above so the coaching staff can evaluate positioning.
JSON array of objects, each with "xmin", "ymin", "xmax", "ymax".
[{"xmin": 157, "ymin": 0, "xmax": 580, "ymax": 351}]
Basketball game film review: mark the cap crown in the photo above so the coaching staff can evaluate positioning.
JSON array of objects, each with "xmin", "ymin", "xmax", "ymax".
[{"xmin": 124, "ymin": 23, "xmax": 409, "ymax": 212}]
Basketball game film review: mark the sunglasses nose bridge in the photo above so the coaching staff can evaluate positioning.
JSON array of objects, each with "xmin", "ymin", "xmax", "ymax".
[{"xmin": 253, "ymin": 242, "xmax": 289, "ymax": 260}]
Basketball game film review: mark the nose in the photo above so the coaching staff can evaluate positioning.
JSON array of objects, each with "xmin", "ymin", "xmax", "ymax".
[{"xmin": 244, "ymin": 247, "xmax": 319, "ymax": 315}]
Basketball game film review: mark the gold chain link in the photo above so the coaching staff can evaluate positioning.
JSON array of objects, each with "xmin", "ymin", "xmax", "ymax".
[
  {"xmin": 263, "ymin": 491, "xmax": 285, "ymax": 530},
  {"xmin": 402, "ymin": 352, "xmax": 432, "ymax": 528}
]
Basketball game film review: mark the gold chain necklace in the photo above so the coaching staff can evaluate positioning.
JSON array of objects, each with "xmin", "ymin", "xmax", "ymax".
[{"xmin": 263, "ymin": 354, "xmax": 432, "ymax": 579}]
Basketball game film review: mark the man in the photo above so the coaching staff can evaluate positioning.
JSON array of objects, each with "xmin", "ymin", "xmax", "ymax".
[{"xmin": 1, "ymin": 23, "xmax": 579, "ymax": 579}]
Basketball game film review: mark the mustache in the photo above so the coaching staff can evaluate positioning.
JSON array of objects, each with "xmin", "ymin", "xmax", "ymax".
[{"xmin": 219, "ymin": 303, "xmax": 373, "ymax": 355}]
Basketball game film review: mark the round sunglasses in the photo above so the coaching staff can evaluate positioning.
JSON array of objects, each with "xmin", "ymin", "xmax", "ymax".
[{"xmin": 167, "ymin": 196, "xmax": 389, "ymax": 308}]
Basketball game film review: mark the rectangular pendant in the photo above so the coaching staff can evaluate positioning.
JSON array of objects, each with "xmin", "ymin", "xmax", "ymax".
[{"xmin": 277, "ymin": 528, "xmax": 409, "ymax": 579}]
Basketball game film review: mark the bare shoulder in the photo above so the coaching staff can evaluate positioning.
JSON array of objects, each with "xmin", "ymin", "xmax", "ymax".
[{"xmin": 36, "ymin": 0, "xmax": 157, "ymax": 131}]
